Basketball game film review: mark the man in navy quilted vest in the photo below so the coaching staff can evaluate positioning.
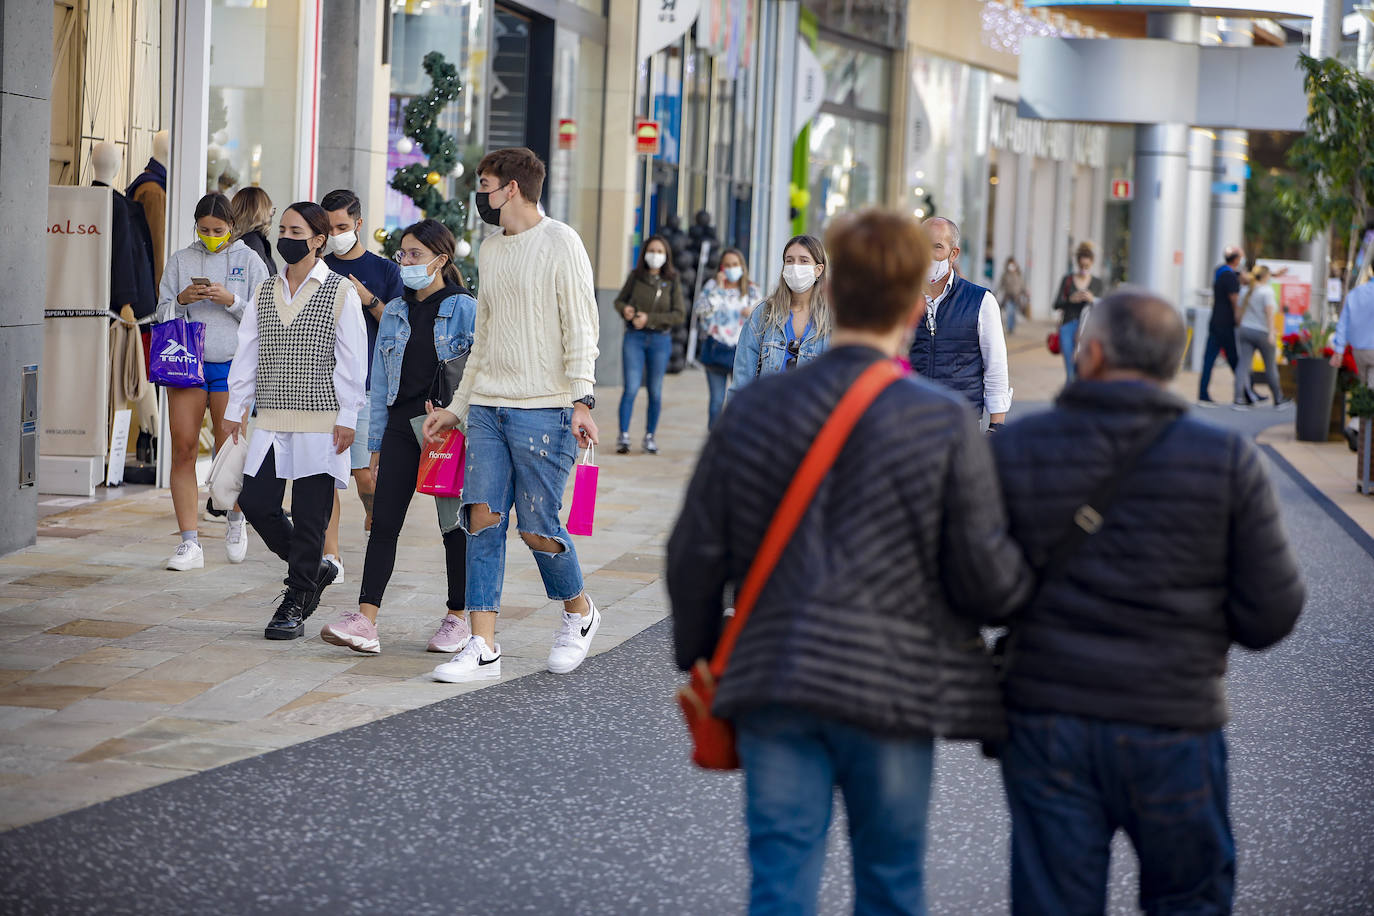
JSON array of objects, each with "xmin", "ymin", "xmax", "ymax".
[{"xmin": 908, "ymin": 217, "xmax": 1012, "ymax": 431}]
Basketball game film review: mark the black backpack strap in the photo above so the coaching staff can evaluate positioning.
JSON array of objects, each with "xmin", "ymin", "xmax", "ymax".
[{"xmin": 1039, "ymin": 413, "xmax": 1180, "ymax": 584}]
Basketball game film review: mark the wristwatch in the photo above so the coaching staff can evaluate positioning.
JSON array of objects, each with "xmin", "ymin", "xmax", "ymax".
[
  {"xmin": 574, "ymin": 395, "xmax": 596, "ymax": 410},
  {"xmin": 986, "ymin": 421, "xmax": 1006, "ymax": 434}
]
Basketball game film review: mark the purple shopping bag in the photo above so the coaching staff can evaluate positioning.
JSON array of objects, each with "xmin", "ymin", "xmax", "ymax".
[
  {"xmin": 566, "ymin": 445, "xmax": 599, "ymax": 536},
  {"xmin": 149, "ymin": 318, "xmax": 206, "ymax": 388}
]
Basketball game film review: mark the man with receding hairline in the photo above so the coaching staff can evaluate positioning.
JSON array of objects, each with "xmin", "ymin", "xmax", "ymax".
[
  {"xmin": 909, "ymin": 216, "xmax": 1012, "ymax": 430},
  {"xmin": 990, "ymin": 290, "xmax": 1305, "ymax": 914}
]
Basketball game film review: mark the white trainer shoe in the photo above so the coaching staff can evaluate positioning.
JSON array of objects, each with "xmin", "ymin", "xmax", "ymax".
[
  {"xmin": 166, "ymin": 541, "xmax": 204, "ymax": 571},
  {"xmin": 432, "ymin": 635, "xmax": 502, "ymax": 683},
  {"xmin": 547, "ymin": 597, "xmax": 600, "ymax": 674},
  {"xmin": 225, "ymin": 517, "xmax": 248, "ymax": 564},
  {"xmin": 324, "ymin": 554, "xmax": 345, "ymax": 586}
]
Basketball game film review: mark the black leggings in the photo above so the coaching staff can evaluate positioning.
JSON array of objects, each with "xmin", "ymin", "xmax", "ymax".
[
  {"xmin": 238, "ymin": 446, "xmax": 334, "ymax": 594},
  {"xmin": 358, "ymin": 412, "xmax": 466, "ymax": 611}
]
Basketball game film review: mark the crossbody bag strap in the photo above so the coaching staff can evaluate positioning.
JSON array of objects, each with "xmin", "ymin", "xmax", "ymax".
[
  {"xmin": 1039, "ymin": 413, "xmax": 1180, "ymax": 584},
  {"xmin": 708, "ymin": 359, "xmax": 905, "ymax": 679}
]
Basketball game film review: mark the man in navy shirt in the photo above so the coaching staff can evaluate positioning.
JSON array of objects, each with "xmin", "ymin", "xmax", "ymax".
[
  {"xmin": 1198, "ymin": 247, "xmax": 1252, "ymax": 405},
  {"xmin": 320, "ymin": 188, "xmax": 404, "ymax": 576}
]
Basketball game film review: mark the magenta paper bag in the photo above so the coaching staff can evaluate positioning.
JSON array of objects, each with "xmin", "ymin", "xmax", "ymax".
[{"xmin": 567, "ymin": 445, "xmax": 599, "ymax": 536}]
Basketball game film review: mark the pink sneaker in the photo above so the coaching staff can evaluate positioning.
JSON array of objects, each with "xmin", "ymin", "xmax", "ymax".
[
  {"xmin": 427, "ymin": 613, "xmax": 471, "ymax": 653},
  {"xmin": 319, "ymin": 612, "xmax": 381, "ymax": 655}
]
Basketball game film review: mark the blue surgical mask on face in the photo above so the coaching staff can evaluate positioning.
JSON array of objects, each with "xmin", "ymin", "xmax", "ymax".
[
  {"xmin": 724, "ymin": 266, "xmax": 743, "ymax": 283},
  {"xmin": 400, "ymin": 256, "xmax": 440, "ymax": 290}
]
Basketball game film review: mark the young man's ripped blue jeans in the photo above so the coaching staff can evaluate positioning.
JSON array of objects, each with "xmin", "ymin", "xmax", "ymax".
[{"xmin": 459, "ymin": 405, "xmax": 585, "ymax": 611}]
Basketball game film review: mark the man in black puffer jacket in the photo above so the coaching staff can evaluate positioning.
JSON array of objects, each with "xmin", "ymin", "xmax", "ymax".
[
  {"xmin": 669, "ymin": 209, "xmax": 1032, "ymax": 914},
  {"xmin": 991, "ymin": 290, "xmax": 1305, "ymax": 916}
]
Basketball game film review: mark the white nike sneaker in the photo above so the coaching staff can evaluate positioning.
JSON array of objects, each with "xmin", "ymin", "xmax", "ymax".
[
  {"xmin": 324, "ymin": 554, "xmax": 345, "ymax": 586},
  {"xmin": 225, "ymin": 517, "xmax": 248, "ymax": 564},
  {"xmin": 547, "ymin": 597, "xmax": 600, "ymax": 674},
  {"xmin": 432, "ymin": 635, "xmax": 502, "ymax": 683},
  {"xmin": 166, "ymin": 540, "xmax": 204, "ymax": 571}
]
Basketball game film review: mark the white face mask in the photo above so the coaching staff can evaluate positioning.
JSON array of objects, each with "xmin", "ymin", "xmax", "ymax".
[
  {"xmin": 328, "ymin": 229, "xmax": 358, "ymax": 257},
  {"xmin": 783, "ymin": 264, "xmax": 818, "ymax": 294},
  {"xmin": 928, "ymin": 257, "xmax": 951, "ymax": 285},
  {"xmin": 645, "ymin": 251, "xmax": 667, "ymax": 270}
]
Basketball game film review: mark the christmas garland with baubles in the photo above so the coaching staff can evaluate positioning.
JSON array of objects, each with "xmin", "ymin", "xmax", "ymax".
[{"xmin": 376, "ymin": 51, "xmax": 480, "ymax": 289}]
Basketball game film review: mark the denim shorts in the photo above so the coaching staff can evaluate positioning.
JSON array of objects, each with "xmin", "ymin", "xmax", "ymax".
[
  {"xmin": 348, "ymin": 403, "xmax": 371, "ymax": 471},
  {"xmin": 200, "ymin": 360, "xmax": 232, "ymax": 393}
]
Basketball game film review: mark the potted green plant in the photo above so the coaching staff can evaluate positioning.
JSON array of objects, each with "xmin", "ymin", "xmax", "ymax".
[{"xmin": 1281, "ymin": 318, "xmax": 1340, "ymax": 441}]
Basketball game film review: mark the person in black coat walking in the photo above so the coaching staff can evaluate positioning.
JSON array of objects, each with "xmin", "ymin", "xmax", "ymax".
[
  {"xmin": 990, "ymin": 290, "xmax": 1305, "ymax": 915},
  {"xmin": 231, "ymin": 186, "xmax": 278, "ymax": 276},
  {"xmin": 668, "ymin": 209, "xmax": 1032, "ymax": 915}
]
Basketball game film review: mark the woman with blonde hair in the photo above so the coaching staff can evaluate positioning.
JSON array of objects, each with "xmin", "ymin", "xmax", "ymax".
[
  {"xmin": 231, "ymin": 186, "xmax": 277, "ymax": 275},
  {"xmin": 1233, "ymin": 264, "xmax": 1288, "ymax": 408},
  {"xmin": 694, "ymin": 247, "xmax": 761, "ymax": 428},
  {"xmin": 731, "ymin": 235, "xmax": 831, "ymax": 391}
]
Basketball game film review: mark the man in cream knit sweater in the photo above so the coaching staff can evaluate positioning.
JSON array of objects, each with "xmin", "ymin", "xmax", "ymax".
[{"xmin": 423, "ymin": 148, "xmax": 602, "ymax": 682}]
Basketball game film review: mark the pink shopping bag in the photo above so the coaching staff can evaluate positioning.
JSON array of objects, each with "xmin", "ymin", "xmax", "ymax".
[
  {"xmin": 567, "ymin": 444, "xmax": 599, "ymax": 536},
  {"xmin": 417, "ymin": 428, "xmax": 465, "ymax": 498}
]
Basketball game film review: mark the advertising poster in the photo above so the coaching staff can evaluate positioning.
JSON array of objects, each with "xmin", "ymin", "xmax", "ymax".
[
  {"xmin": 44, "ymin": 186, "xmax": 113, "ymax": 458},
  {"xmin": 1257, "ymin": 258, "xmax": 1312, "ymax": 335}
]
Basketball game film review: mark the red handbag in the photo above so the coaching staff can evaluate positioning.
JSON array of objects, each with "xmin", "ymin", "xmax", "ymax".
[
  {"xmin": 676, "ymin": 359, "xmax": 905, "ymax": 770},
  {"xmin": 1047, "ymin": 330, "xmax": 1061, "ymax": 355}
]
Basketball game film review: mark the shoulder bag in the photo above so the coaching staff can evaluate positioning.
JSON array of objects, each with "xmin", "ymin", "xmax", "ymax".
[{"xmin": 676, "ymin": 359, "xmax": 906, "ymax": 770}]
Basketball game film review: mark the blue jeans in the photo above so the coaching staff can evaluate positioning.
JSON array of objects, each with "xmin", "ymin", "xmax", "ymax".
[
  {"xmin": 1060, "ymin": 319, "xmax": 1079, "ymax": 382},
  {"xmin": 1198, "ymin": 329, "xmax": 1239, "ymax": 401},
  {"xmin": 1002, "ymin": 711, "xmax": 1234, "ymax": 916},
  {"xmin": 735, "ymin": 705, "xmax": 934, "ymax": 916},
  {"xmin": 619, "ymin": 328, "xmax": 672, "ymax": 435},
  {"xmin": 705, "ymin": 366, "xmax": 730, "ymax": 430},
  {"xmin": 459, "ymin": 405, "xmax": 584, "ymax": 611}
]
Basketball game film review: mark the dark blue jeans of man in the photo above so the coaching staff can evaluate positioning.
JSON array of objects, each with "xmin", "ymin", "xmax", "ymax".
[
  {"xmin": 1198, "ymin": 328, "xmax": 1239, "ymax": 400},
  {"xmin": 734, "ymin": 705, "xmax": 934, "ymax": 916},
  {"xmin": 1001, "ymin": 711, "xmax": 1235, "ymax": 916},
  {"xmin": 619, "ymin": 328, "xmax": 672, "ymax": 435}
]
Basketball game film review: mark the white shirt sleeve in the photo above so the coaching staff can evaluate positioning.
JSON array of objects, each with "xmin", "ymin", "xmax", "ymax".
[
  {"xmin": 332, "ymin": 284, "xmax": 368, "ymax": 430},
  {"xmin": 978, "ymin": 291, "xmax": 1013, "ymax": 415},
  {"xmin": 225, "ymin": 285, "xmax": 261, "ymax": 421}
]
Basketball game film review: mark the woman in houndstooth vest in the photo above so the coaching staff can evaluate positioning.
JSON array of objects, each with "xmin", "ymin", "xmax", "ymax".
[{"xmin": 224, "ymin": 202, "xmax": 368, "ymax": 640}]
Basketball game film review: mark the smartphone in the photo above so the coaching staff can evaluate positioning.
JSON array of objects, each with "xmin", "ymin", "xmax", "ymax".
[{"xmin": 191, "ymin": 276, "xmax": 211, "ymax": 287}]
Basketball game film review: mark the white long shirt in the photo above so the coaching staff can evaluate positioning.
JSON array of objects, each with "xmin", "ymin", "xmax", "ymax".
[
  {"xmin": 226, "ymin": 259, "xmax": 368, "ymax": 487},
  {"xmin": 925, "ymin": 275, "xmax": 1013, "ymax": 415}
]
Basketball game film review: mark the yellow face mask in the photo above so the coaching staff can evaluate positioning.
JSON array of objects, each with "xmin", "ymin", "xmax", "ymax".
[{"xmin": 198, "ymin": 232, "xmax": 230, "ymax": 253}]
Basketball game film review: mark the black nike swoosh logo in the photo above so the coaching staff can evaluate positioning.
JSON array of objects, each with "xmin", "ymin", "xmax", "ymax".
[
  {"xmin": 478, "ymin": 654, "xmax": 499, "ymax": 666},
  {"xmin": 581, "ymin": 616, "xmax": 594, "ymax": 638}
]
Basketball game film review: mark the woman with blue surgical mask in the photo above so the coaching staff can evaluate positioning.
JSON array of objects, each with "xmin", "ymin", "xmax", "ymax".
[
  {"xmin": 316, "ymin": 219, "xmax": 476, "ymax": 657},
  {"xmin": 731, "ymin": 235, "xmax": 832, "ymax": 393},
  {"xmin": 693, "ymin": 247, "xmax": 760, "ymax": 429},
  {"xmin": 612, "ymin": 235, "xmax": 685, "ymax": 454}
]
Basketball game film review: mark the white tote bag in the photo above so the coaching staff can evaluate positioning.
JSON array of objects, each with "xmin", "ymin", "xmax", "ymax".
[{"xmin": 207, "ymin": 429, "xmax": 249, "ymax": 511}]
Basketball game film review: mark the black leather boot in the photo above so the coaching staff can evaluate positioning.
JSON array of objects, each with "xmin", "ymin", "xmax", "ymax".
[
  {"xmin": 264, "ymin": 589, "xmax": 309, "ymax": 640},
  {"xmin": 302, "ymin": 560, "xmax": 338, "ymax": 620}
]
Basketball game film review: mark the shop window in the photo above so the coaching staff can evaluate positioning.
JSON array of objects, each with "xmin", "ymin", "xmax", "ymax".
[{"xmin": 807, "ymin": 36, "xmax": 889, "ymax": 232}]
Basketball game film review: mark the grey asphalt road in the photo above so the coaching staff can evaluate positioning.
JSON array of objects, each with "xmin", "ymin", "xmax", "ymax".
[{"xmin": 0, "ymin": 406, "xmax": 1370, "ymax": 915}]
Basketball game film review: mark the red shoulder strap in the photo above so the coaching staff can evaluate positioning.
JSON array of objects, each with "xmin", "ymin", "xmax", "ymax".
[{"xmin": 708, "ymin": 359, "xmax": 905, "ymax": 678}]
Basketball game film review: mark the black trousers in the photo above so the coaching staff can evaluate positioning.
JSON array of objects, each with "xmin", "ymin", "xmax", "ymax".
[
  {"xmin": 238, "ymin": 445, "xmax": 335, "ymax": 594},
  {"xmin": 359, "ymin": 410, "xmax": 467, "ymax": 611}
]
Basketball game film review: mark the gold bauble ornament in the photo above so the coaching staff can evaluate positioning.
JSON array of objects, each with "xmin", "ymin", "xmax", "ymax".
[
  {"xmin": 373, "ymin": 228, "xmax": 389, "ymax": 244},
  {"xmin": 426, "ymin": 171, "xmax": 442, "ymax": 186}
]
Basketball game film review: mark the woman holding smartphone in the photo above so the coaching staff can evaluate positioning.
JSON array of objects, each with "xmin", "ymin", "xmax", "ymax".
[{"xmin": 156, "ymin": 191, "xmax": 269, "ymax": 572}]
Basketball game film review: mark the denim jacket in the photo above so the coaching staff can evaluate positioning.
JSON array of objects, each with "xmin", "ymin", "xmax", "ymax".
[
  {"xmin": 368, "ymin": 291, "xmax": 477, "ymax": 452},
  {"xmin": 730, "ymin": 306, "xmax": 829, "ymax": 394}
]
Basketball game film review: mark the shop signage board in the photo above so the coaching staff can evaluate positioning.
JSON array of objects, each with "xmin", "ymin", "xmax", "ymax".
[
  {"xmin": 43, "ymin": 186, "xmax": 112, "ymax": 462},
  {"xmin": 1111, "ymin": 179, "xmax": 1132, "ymax": 200},
  {"xmin": 638, "ymin": 0, "xmax": 701, "ymax": 61},
  {"xmin": 1257, "ymin": 258, "xmax": 1313, "ymax": 330},
  {"xmin": 794, "ymin": 40, "xmax": 825, "ymax": 139},
  {"xmin": 635, "ymin": 121, "xmax": 661, "ymax": 155}
]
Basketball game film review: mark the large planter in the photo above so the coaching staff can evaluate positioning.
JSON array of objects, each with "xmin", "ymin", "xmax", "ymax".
[
  {"xmin": 1359, "ymin": 417, "xmax": 1372, "ymax": 495},
  {"xmin": 1295, "ymin": 357, "xmax": 1339, "ymax": 442}
]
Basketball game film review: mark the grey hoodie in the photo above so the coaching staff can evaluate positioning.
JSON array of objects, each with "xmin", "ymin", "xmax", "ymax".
[{"xmin": 156, "ymin": 238, "xmax": 271, "ymax": 363}]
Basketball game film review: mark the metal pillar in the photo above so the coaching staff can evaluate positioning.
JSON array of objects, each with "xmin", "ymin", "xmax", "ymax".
[
  {"xmin": 1209, "ymin": 19, "xmax": 1252, "ymax": 279},
  {"xmin": 1129, "ymin": 13, "xmax": 1198, "ymax": 300},
  {"xmin": 1182, "ymin": 128, "xmax": 1215, "ymax": 313},
  {"xmin": 1308, "ymin": 0, "xmax": 1343, "ymax": 324},
  {"xmin": 1013, "ymin": 150, "xmax": 1033, "ymax": 311}
]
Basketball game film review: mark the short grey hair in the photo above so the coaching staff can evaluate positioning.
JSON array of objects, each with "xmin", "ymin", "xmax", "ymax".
[
  {"xmin": 922, "ymin": 216, "xmax": 961, "ymax": 250},
  {"xmin": 1078, "ymin": 289, "xmax": 1187, "ymax": 381}
]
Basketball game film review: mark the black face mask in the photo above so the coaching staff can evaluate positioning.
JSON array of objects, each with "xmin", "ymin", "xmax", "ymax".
[
  {"xmin": 276, "ymin": 236, "xmax": 313, "ymax": 265},
  {"xmin": 474, "ymin": 190, "xmax": 504, "ymax": 227}
]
